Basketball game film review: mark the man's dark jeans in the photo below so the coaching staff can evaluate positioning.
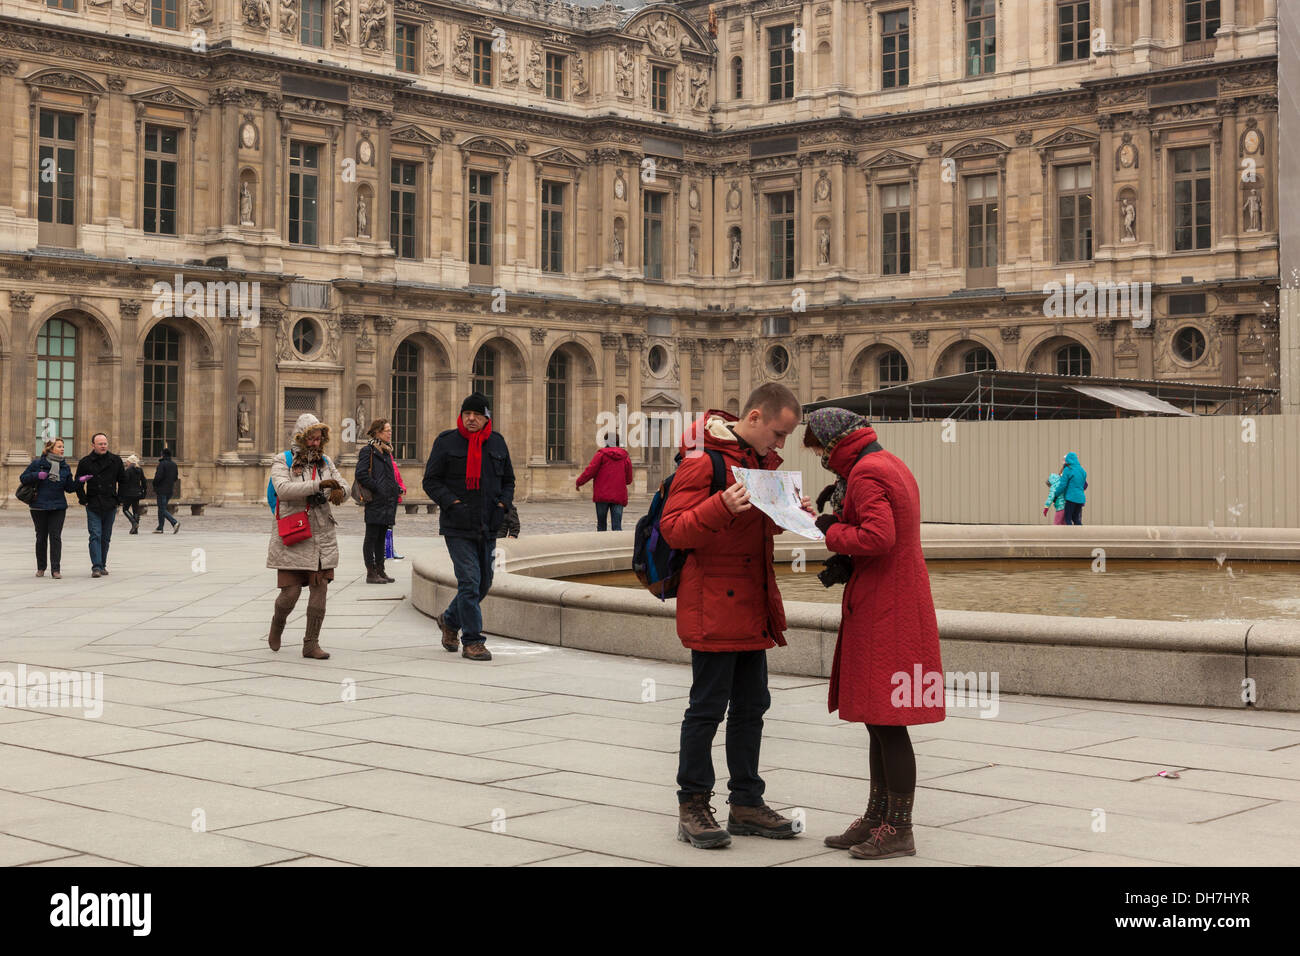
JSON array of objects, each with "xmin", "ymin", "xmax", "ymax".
[
  {"xmin": 595, "ymin": 501, "xmax": 624, "ymax": 532},
  {"xmin": 677, "ymin": 649, "xmax": 770, "ymax": 806},
  {"xmin": 156, "ymin": 494, "xmax": 177, "ymax": 531},
  {"xmin": 86, "ymin": 507, "xmax": 116, "ymax": 571},
  {"xmin": 443, "ymin": 534, "xmax": 495, "ymax": 646}
]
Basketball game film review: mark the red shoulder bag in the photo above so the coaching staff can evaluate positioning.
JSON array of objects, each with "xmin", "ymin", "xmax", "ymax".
[{"xmin": 276, "ymin": 465, "xmax": 315, "ymax": 546}]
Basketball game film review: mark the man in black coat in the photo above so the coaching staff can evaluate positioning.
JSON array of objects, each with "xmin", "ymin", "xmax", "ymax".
[
  {"xmin": 75, "ymin": 432, "xmax": 125, "ymax": 578},
  {"xmin": 152, "ymin": 447, "xmax": 180, "ymax": 533},
  {"xmin": 422, "ymin": 392, "xmax": 515, "ymax": 661}
]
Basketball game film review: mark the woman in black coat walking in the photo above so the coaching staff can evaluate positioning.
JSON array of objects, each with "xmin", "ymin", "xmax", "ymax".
[
  {"xmin": 19, "ymin": 438, "xmax": 76, "ymax": 577},
  {"xmin": 354, "ymin": 419, "xmax": 402, "ymax": 584},
  {"xmin": 120, "ymin": 455, "xmax": 148, "ymax": 533}
]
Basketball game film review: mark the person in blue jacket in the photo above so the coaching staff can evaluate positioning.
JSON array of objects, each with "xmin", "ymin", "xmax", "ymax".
[
  {"xmin": 1058, "ymin": 452, "xmax": 1088, "ymax": 525},
  {"xmin": 20, "ymin": 438, "xmax": 76, "ymax": 578}
]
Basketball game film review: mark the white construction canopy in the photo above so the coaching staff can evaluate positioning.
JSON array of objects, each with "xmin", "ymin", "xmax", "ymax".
[{"xmin": 1065, "ymin": 383, "xmax": 1196, "ymax": 416}]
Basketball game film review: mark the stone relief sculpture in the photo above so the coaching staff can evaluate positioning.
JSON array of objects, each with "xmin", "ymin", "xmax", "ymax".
[
  {"xmin": 240, "ymin": 182, "xmax": 254, "ymax": 225},
  {"xmin": 688, "ymin": 232, "xmax": 698, "ymax": 273},
  {"xmin": 1243, "ymin": 188, "xmax": 1263, "ymax": 232},
  {"xmin": 729, "ymin": 229, "xmax": 742, "ymax": 271},
  {"xmin": 241, "ymin": 0, "xmax": 271, "ymax": 28},
  {"xmin": 124, "ymin": 0, "xmax": 147, "ymax": 15},
  {"xmin": 690, "ymin": 64, "xmax": 710, "ymax": 110},
  {"xmin": 645, "ymin": 13, "xmax": 680, "ymax": 58},
  {"xmin": 188, "ymin": 0, "xmax": 213, "ymax": 23},
  {"xmin": 452, "ymin": 28, "xmax": 472, "ymax": 76},
  {"xmin": 817, "ymin": 227, "xmax": 830, "ymax": 265},
  {"xmin": 357, "ymin": 195, "xmax": 369, "ymax": 236},
  {"xmin": 333, "ymin": 0, "xmax": 350, "ymax": 43},
  {"xmin": 355, "ymin": 399, "xmax": 368, "ymax": 437},
  {"xmin": 616, "ymin": 46, "xmax": 634, "ymax": 97},
  {"xmin": 612, "ymin": 220, "xmax": 625, "ymax": 262},
  {"xmin": 526, "ymin": 42, "xmax": 544, "ymax": 90},
  {"xmin": 501, "ymin": 37, "xmax": 519, "ymax": 83},
  {"xmin": 573, "ymin": 54, "xmax": 589, "ymax": 95},
  {"xmin": 279, "ymin": 0, "xmax": 298, "ymax": 36},
  {"xmin": 640, "ymin": 61, "xmax": 650, "ymax": 104},
  {"xmin": 426, "ymin": 23, "xmax": 443, "ymax": 69},
  {"xmin": 359, "ymin": 0, "xmax": 388, "ymax": 51},
  {"xmin": 1120, "ymin": 197, "xmax": 1137, "ymax": 241},
  {"xmin": 237, "ymin": 397, "xmax": 252, "ymax": 440}
]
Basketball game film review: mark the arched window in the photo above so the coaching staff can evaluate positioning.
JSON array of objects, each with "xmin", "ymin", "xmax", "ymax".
[
  {"xmin": 36, "ymin": 318, "xmax": 77, "ymax": 457},
  {"xmin": 546, "ymin": 350, "xmax": 569, "ymax": 462},
  {"xmin": 392, "ymin": 341, "xmax": 419, "ymax": 459},
  {"xmin": 472, "ymin": 345, "xmax": 497, "ymax": 415},
  {"xmin": 964, "ymin": 347, "xmax": 997, "ymax": 372},
  {"xmin": 142, "ymin": 324, "xmax": 180, "ymax": 458},
  {"xmin": 732, "ymin": 56, "xmax": 743, "ymax": 99},
  {"xmin": 879, "ymin": 350, "xmax": 909, "ymax": 384},
  {"xmin": 1056, "ymin": 343, "xmax": 1091, "ymax": 376}
]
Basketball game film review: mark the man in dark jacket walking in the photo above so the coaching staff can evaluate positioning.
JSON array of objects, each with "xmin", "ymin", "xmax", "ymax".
[
  {"xmin": 660, "ymin": 383, "xmax": 810, "ymax": 849},
  {"xmin": 153, "ymin": 447, "xmax": 180, "ymax": 533},
  {"xmin": 75, "ymin": 432, "xmax": 126, "ymax": 578},
  {"xmin": 422, "ymin": 392, "xmax": 516, "ymax": 661},
  {"xmin": 575, "ymin": 434, "xmax": 634, "ymax": 531}
]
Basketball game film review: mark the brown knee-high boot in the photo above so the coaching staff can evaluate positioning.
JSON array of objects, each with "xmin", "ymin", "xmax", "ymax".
[
  {"xmin": 268, "ymin": 586, "xmax": 301, "ymax": 652},
  {"xmin": 302, "ymin": 582, "xmax": 329, "ymax": 659}
]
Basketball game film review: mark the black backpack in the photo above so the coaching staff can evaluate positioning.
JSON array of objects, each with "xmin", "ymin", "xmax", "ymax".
[{"xmin": 632, "ymin": 448, "xmax": 727, "ymax": 601}]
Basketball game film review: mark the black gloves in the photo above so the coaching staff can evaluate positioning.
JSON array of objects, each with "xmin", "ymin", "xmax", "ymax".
[
  {"xmin": 815, "ymin": 513, "xmax": 839, "ymax": 535},
  {"xmin": 815, "ymin": 483, "xmax": 836, "ymax": 512}
]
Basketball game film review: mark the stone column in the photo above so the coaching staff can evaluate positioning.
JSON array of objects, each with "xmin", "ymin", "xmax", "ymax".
[
  {"xmin": 1136, "ymin": 326, "xmax": 1155, "ymax": 378},
  {"xmin": 262, "ymin": 94, "xmax": 280, "ymax": 235},
  {"xmin": 909, "ymin": 330, "xmax": 930, "ymax": 391},
  {"xmin": 1216, "ymin": 315, "xmax": 1243, "ymax": 391},
  {"xmin": 117, "ymin": 299, "xmax": 141, "ymax": 455},
  {"xmin": 1093, "ymin": 321, "xmax": 1117, "ymax": 377},
  {"xmin": 1136, "ymin": 0, "xmax": 1153, "ymax": 62},
  {"xmin": 454, "ymin": 322, "xmax": 472, "ymax": 403},
  {"xmin": 377, "ymin": 112, "xmax": 393, "ymax": 248},
  {"xmin": 998, "ymin": 326, "xmax": 1022, "ymax": 374},
  {"xmin": 373, "ymin": 315, "xmax": 395, "ymax": 420},
  {"xmin": 1217, "ymin": 100, "xmax": 1239, "ymax": 243},
  {"xmin": 339, "ymin": 313, "xmax": 363, "ymax": 456},
  {"xmin": 626, "ymin": 333, "xmax": 645, "ymax": 422},
  {"xmin": 736, "ymin": 339, "xmax": 755, "ymax": 404},
  {"xmin": 600, "ymin": 333, "xmax": 620, "ymax": 429},
  {"xmin": 703, "ymin": 340, "xmax": 725, "ymax": 404},
  {"xmin": 823, "ymin": 334, "xmax": 844, "ymax": 394},
  {"xmin": 795, "ymin": 335, "xmax": 815, "ymax": 402},
  {"xmin": 220, "ymin": 90, "xmax": 240, "ymax": 226},
  {"xmin": 529, "ymin": 327, "xmax": 549, "ymax": 465},
  {"xmin": 677, "ymin": 337, "xmax": 697, "ymax": 410},
  {"xmin": 5, "ymin": 292, "xmax": 35, "ymax": 463},
  {"xmin": 260, "ymin": 307, "xmax": 283, "ymax": 452}
]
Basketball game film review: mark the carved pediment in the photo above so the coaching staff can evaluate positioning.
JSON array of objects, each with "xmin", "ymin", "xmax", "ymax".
[
  {"xmin": 24, "ymin": 68, "xmax": 106, "ymax": 94},
  {"xmin": 460, "ymin": 135, "xmax": 514, "ymax": 156},
  {"xmin": 390, "ymin": 124, "xmax": 441, "ymax": 148},
  {"xmin": 130, "ymin": 85, "xmax": 205, "ymax": 112},
  {"xmin": 534, "ymin": 147, "xmax": 586, "ymax": 168},
  {"xmin": 945, "ymin": 138, "xmax": 1011, "ymax": 160},
  {"xmin": 1035, "ymin": 126, "xmax": 1099, "ymax": 150},
  {"xmin": 861, "ymin": 148, "xmax": 922, "ymax": 170},
  {"xmin": 642, "ymin": 390, "xmax": 682, "ymax": 409},
  {"xmin": 622, "ymin": 7, "xmax": 712, "ymax": 57}
]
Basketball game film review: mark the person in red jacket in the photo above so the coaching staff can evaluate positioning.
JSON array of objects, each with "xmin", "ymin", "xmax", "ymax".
[
  {"xmin": 659, "ymin": 382, "xmax": 812, "ymax": 850},
  {"xmin": 805, "ymin": 407, "xmax": 945, "ymax": 861},
  {"xmin": 575, "ymin": 434, "xmax": 634, "ymax": 531}
]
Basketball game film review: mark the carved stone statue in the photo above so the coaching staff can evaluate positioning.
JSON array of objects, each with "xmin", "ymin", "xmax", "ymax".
[
  {"xmin": 426, "ymin": 22, "xmax": 442, "ymax": 69},
  {"xmin": 1244, "ymin": 188, "xmax": 1263, "ymax": 232},
  {"xmin": 646, "ymin": 13, "xmax": 680, "ymax": 59},
  {"xmin": 691, "ymin": 64, "xmax": 710, "ymax": 110},
  {"xmin": 241, "ymin": 0, "xmax": 270, "ymax": 28},
  {"xmin": 453, "ymin": 29, "xmax": 473, "ymax": 76},
  {"xmin": 357, "ymin": 194, "xmax": 369, "ymax": 236},
  {"xmin": 240, "ymin": 181, "xmax": 254, "ymax": 225},
  {"xmin": 355, "ymin": 399, "xmax": 367, "ymax": 437},
  {"xmin": 616, "ymin": 46, "xmax": 634, "ymax": 97},
  {"xmin": 817, "ymin": 228, "xmax": 830, "ymax": 265},
  {"xmin": 237, "ymin": 396, "xmax": 252, "ymax": 440},
  {"xmin": 279, "ymin": 0, "xmax": 297, "ymax": 35},
  {"xmin": 573, "ymin": 54, "xmax": 589, "ymax": 96},
  {"xmin": 188, "ymin": 0, "xmax": 213, "ymax": 23},
  {"xmin": 730, "ymin": 231, "xmax": 742, "ymax": 271},
  {"xmin": 501, "ymin": 38, "xmax": 519, "ymax": 83},
  {"xmin": 1121, "ymin": 197, "xmax": 1137, "ymax": 241},
  {"xmin": 333, "ymin": 0, "xmax": 350, "ymax": 42},
  {"xmin": 526, "ymin": 41, "xmax": 544, "ymax": 90},
  {"xmin": 124, "ymin": 0, "xmax": 147, "ymax": 15},
  {"xmin": 359, "ymin": 0, "xmax": 388, "ymax": 51},
  {"xmin": 688, "ymin": 233, "xmax": 698, "ymax": 273},
  {"xmin": 612, "ymin": 231, "xmax": 624, "ymax": 263}
]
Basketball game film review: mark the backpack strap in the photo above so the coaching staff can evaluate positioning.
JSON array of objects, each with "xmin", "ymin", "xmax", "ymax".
[{"xmin": 705, "ymin": 449, "xmax": 727, "ymax": 495}]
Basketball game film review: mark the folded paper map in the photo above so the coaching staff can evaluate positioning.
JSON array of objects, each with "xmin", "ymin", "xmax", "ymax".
[{"xmin": 731, "ymin": 467, "xmax": 824, "ymax": 541}]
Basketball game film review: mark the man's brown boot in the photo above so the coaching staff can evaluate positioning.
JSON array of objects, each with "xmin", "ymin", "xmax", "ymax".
[
  {"xmin": 462, "ymin": 643, "xmax": 493, "ymax": 661},
  {"xmin": 825, "ymin": 784, "xmax": 886, "ymax": 849},
  {"xmin": 378, "ymin": 561, "xmax": 395, "ymax": 583},
  {"xmin": 849, "ymin": 791, "xmax": 917, "ymax": 860},
  {"xmin": 302, "ymin": 610, "xmax": 330, "ymax": 660},
  {"xmin": 434, "ymin": 612, "xmax": 458, "ymax": 652},
  {"xmin": 677, "ymin": 792, "xmax": 731, "ymax": 849},
  {"xmin": 727, "ymin": 803, "xmax": 797, "ymax": 839},
  {"xmin": 366, "ymin": 567, "xmax": 384, "ymax": 584}
]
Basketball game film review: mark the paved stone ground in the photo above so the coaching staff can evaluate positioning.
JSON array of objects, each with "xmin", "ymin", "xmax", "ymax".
[{"xmin": 0, "ymin": 520, "xmax": 1297, "ymax": 866}]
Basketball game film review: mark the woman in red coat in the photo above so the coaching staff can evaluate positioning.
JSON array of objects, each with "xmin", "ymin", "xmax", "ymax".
[
  {"xmin": 805, "ymin": 407, "xmax": 944, "ymax": 861},
  {"xmin": 575, "ymin": 435, "xmax": 634, "ymax": 531}
]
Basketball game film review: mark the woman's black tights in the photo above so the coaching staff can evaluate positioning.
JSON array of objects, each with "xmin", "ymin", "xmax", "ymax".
[{"xmin": 866, "ymin": 724, "xmax": 916, "ymax": 793}]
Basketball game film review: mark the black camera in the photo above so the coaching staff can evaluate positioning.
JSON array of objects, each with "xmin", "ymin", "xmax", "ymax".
[
  {"xmin": 817, "ymin": 553, "xmax": 854, "ymax": 588},
  {"xmin": 305, "ymin": 492, "xmax": 327, "ymax": 508}
]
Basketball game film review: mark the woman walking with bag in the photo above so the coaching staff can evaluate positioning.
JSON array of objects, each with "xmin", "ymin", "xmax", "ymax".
[
  {"xmin": 803, "ymin": 408, "xmax": 945, "ymax": 861},
  {"xmin": 19, "ymin": 438, "xmax": 75, "ymax": 578},
  {"xmin": 266, "ymin": 414, "xmax": 348, "ymax": 659},
  {"xmin": 354, "ymin": 419, "xmax": 401, "ymax": 584},
  {"xmin": 120, "ymin": 455, "xmax": 147, "ymax": 533}
]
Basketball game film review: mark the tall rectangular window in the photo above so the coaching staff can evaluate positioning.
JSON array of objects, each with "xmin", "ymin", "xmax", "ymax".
[
  {"xmin": 395, "ymin": 22, "xmax": 417, "ymax": 72},
  {"xmin": 474, "ymin": 37, "xmax": 493, "ymax": 86},
  {"xmin": 143, "ymin": 125, "xmax": 179, "ymax": 236},
  {"xmin": 1184, "ymin": 0, "xmax": 1221, "ymax": 42},
  {"xmin": 881, "ymin": 10, "xmax": 910, "ymax": 89},
  {"xmin": 150, "ymin": 0, "xmax": 178, "ymax": 29},
  {"xmin": 36, "ymin": 318, "xmax": 77, "ymax": 458},
  {"xmin": 1058, "ymin": 1, "xmax": 1091, "ymax": 61},
  {"xmin": 643, "ymin": 191, "xmax": 664, "ymax": 280},
  {"xmin": 652, "ymin": 66, "xmax": 670, "ymax": 112},
  {"xmin": 546, "ymin": 351, "xmax": 569, "ymax": 463},
  {"xmin": 472, "ymin": 347, "xmax": 495, "ymax": 416},
  {"xmin": 391, "ymin": 342, "xmax": 419, "ymax": 461},
  {"xmin": 47, "ymin": 0, "xmax": 77, "ymax": 9},
  {"xmin": 468, "ymin": 171, "xmax": 494, "ymax": 266},
  {"xmin": 1056, "ymin": 164, "xmax": 1093, "ymax": 262},
  {"xmin": 541, "ymin": 180, "xmax": 565, "ymax": 273},
  {"xmin": 288, "ymin": 141, "xmax": 319, "ymax": 246},
  {"xmin": 301, "ymin": 0, "xmax": 325, "ymax": 47},
  {"xmin": 1172, "ymin": 146, "xmax": 1212, "ymax": 251},
  {"xmin": 390, "ymin": 160, "xmax": 418, "ymax": 259},
  {"xmin": 768, "ymin": 24, "xmax": 795, "ymax": 101},
  {"xmin": 37, "ymin": 110, "xmax": 78, "ymax": 247},
  {"xmin": 881, "ymin": 182, "xmax": 911, "ymax": 275},
  {"xmin": 768, "ymin": 191, "xmax": 795, "ymax": 280},
  {"xmin": 965, "ymin": 0, "xmax": 996, "ymax": 76},
  {"xmin": 966, "ymin": 173, "xmax": 999, "ymax": 284},
  {"xmin": 546, "ymin": 52, "xmax": 566, "ymax": 99},
  {"xmin": 142, "ymin": 325, "xmax": 180, "ymax": 459}
]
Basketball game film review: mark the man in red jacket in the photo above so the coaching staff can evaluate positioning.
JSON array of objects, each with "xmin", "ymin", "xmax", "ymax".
[
  {"xmin": 575, "ymin": 434, "xmax": 634, "ymax": 531},
  {"xmin": 660, "ymin": 382, "xmax": 811, "ymax": 849}
]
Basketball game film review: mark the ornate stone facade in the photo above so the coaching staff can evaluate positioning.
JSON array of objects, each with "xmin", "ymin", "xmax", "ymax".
[{"xmin": 0, "ymin": 0, "xmax": 1282, "ymax": 500}]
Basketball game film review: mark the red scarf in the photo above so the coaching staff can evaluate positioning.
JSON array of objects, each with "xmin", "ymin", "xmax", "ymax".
[{"xmin": 457, "ymin": 415, "xmax": 492, "ymax": 489}]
